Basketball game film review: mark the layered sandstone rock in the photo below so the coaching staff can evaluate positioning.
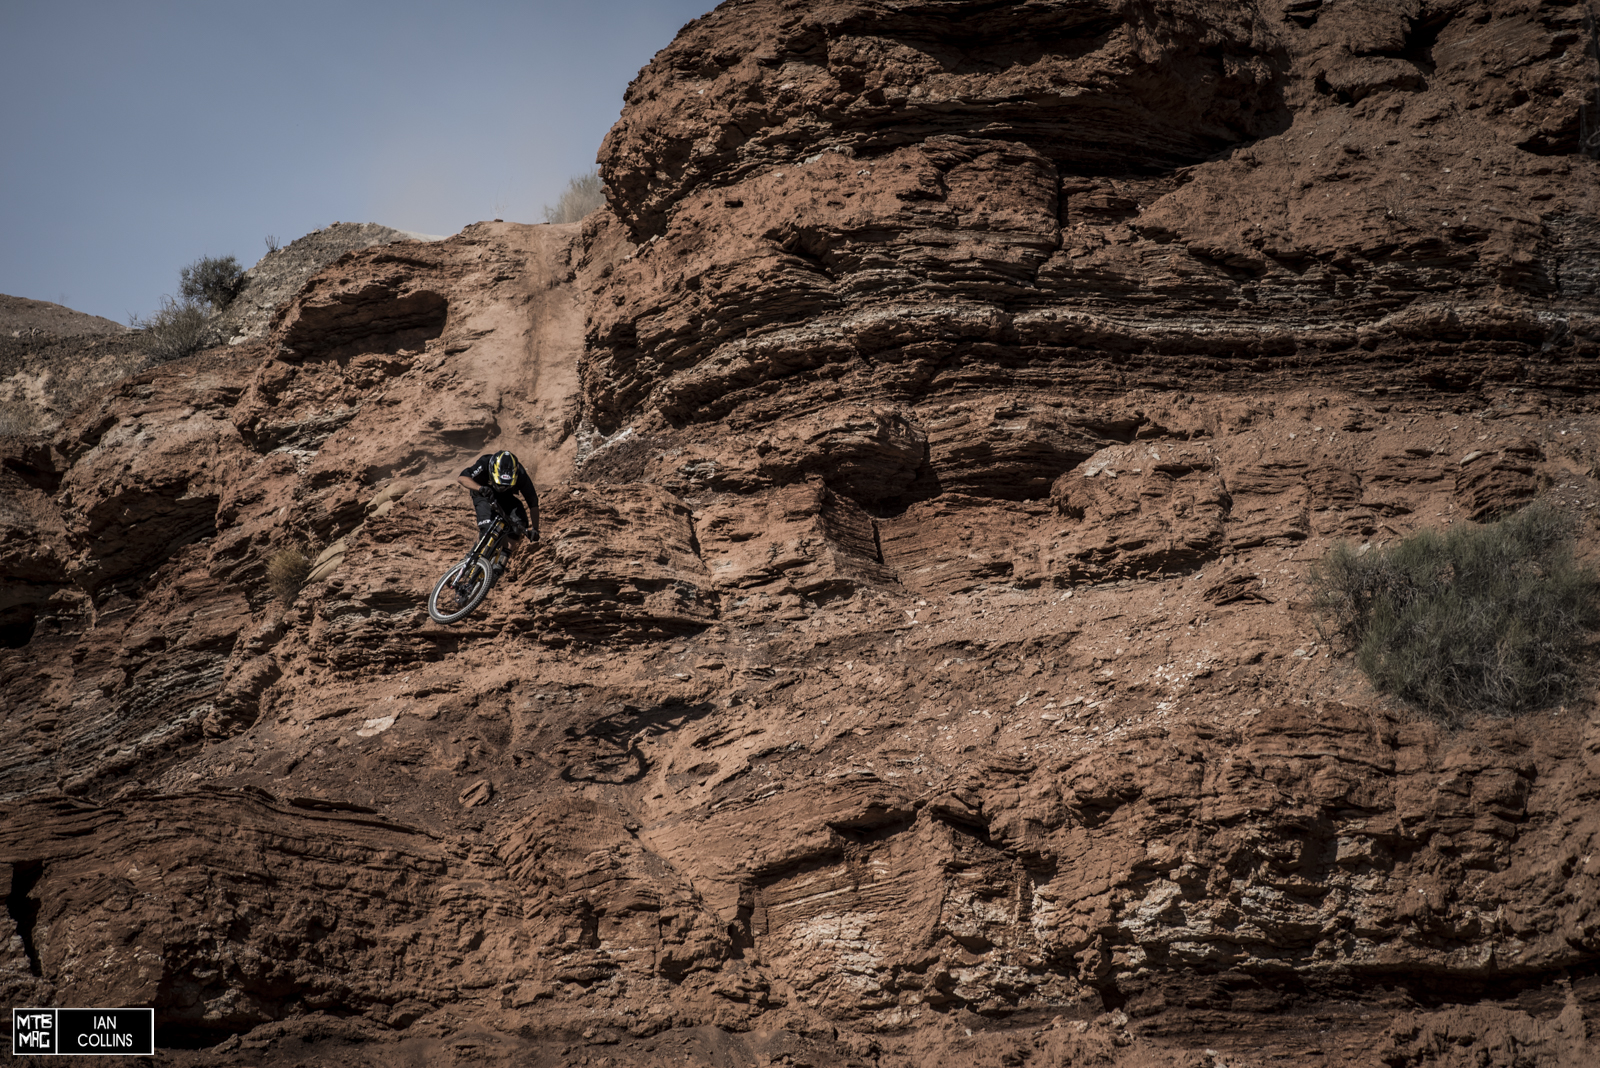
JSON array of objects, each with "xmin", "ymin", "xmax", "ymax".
[
  {"xmin": 587, "ymin": 0, "xmax": 1598, "ymax": 508},
  {"xmin": 205, "ymin": 222, "xmax": 447, "ymax": 348},
  {"xmin": 4, "ymin": 2, "xmax": 1600, "ymax": 1066}
]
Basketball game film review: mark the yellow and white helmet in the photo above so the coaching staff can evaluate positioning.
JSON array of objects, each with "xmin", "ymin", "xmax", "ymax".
[{"xmin": 490, "ymin": 450, "xmax": 519, "ymax": 487}]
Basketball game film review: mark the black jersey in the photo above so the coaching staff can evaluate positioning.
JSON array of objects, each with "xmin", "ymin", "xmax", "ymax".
[{"xmin": 461, "ymin": 454, "xmax": 540, "ymax": 534}]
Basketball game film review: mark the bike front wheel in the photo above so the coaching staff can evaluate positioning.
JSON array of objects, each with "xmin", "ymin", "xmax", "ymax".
[{"xmin": 427, "ymin": 557, "xmax": 495, "ymax": 624}]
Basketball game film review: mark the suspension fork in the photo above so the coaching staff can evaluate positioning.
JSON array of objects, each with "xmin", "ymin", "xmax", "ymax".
[{"xmin": 462, "ymin": 516, "xmax": 507, "ymax": 577}]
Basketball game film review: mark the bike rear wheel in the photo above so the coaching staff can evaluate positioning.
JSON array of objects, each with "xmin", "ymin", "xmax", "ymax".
[{"xmin": 427, "ymin": 557, "xmax": 495, "ymax": 624}]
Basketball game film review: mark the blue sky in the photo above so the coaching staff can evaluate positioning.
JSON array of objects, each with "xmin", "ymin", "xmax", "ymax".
[{"xmin": 0, "ymin": 0, "xmax": 715, "ymax": 322}]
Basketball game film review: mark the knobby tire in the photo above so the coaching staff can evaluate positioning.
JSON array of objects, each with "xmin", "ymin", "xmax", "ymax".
[{"xmin": 428, "ymin": 558, "xmax": 496, "ymax": 624}]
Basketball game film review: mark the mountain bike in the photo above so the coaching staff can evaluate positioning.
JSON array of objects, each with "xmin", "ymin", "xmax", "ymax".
[{"xmin": 427, "ymin": 496, "xmax": 517, "ymax": 624}]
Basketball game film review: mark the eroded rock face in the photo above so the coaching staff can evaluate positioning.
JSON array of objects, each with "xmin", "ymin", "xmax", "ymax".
[
  {"xmin": 4, "ymin": 2, "xmax": 1600, "ymax": 1065},
  {"xmin": 601, "ymin": 0, "xmax": 1292, "ymax": 241},
  {"xmin": 206, "ymin": 222, "xmax": 446, "ymax": 348},
  {"xmin": 584, "ymin": 0, "xmax": 1598, "ymax": 519},
  {"xmin": 0, "ymin": 222, "xmax": 586, "ymax": 804}
]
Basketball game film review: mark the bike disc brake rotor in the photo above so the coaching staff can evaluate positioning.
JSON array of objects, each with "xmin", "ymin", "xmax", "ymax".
[{"xmin": 452, "ymin": 565, "xmax": 481, "ymax": 601}]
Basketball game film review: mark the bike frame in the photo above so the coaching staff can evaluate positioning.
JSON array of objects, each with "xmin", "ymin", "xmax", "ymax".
[{"xmin": 458, "ymin": 506, "xmax": 511, "ymax": 586}]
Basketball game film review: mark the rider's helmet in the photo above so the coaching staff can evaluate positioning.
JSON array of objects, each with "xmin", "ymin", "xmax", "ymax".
[{"xmin": 490, "ymin": 450, "xmax": 519, "ymax": 487}]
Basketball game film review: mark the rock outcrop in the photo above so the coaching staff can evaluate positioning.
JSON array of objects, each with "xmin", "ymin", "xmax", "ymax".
[
  {"xmin": 206, "ymin": 222, "xmax": 446, "ymax": 348},
  {"xmin": 588, "ymin": 0, "xmax": 1597, "ymax": 471},
  {"xmin": 4, "ymin": 2, "xmax": 1600, "ymax": 1065}
]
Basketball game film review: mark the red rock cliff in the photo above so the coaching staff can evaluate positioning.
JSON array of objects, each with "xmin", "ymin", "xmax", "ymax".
[{"xmin": 4, "ymin": 2, "xmax": 1600, "ymax": 1065}]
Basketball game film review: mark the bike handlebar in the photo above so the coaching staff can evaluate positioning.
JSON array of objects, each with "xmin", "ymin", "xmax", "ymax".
[{"xmin": 475, "ymin": 490, "xmax": 527, "ymax": 536}]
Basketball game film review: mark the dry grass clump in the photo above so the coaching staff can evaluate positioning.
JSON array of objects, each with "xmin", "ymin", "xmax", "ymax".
[
  {"xmin": 0, "ymin": 398, "xmax": 40, "ymax": 438},
  {"xmin": 127, "ymin": 254, "xmax": 243, "ymax": 362},
  {"xmin": 267, "ymin": 544, "xmax": 313, "ymax": 605},
  {"xmin": 1311, "ymin": 502, "xmax": 1600, "ymax": 722},
  {"xmin": 542, "ymin": 169, "xmax": 605, "ymax": 223},
  {"xmin": 129, "ymin": 295, "xmax": 209, "ymax": 362}
]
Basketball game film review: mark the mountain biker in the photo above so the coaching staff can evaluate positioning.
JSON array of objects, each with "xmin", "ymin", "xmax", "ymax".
[{"xmin": 456, "ymin": 450, "xmax": 540, "ymax": 573}]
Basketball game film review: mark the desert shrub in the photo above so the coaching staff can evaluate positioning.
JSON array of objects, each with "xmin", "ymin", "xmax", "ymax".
[
  {"xmin": 179, "ymin": 255, "xmax": 245, "ymax": 311},
  {"xmin": 128, "ymin": 295, "xmax": 209, "ymax": 362},
  {"xmin": 1311, "ymin": 502, "xmax": 1600, "ymax": 720},
  {"xmin": 542, "ymin": 168, "xmax": 605, "ymax": 223},
  {"xmin": 266, "ymin": 544, "xmax": 313, "ymax": 605}
]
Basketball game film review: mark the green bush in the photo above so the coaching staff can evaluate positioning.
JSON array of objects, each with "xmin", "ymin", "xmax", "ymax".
[
  {"xmin": 179, "ymin": 255, "xmax": 244, "ymax": 311},
  {"xmin": 542, "ymin": 168, "xmax": 605, "ymax": 223},
  {"xmin": 1311, "ymin": 502, "xmax": 1600, "ymax": 720},
  {"xmin": 128, "ymin": 295, "xmax": 209, "ymax": 361}
]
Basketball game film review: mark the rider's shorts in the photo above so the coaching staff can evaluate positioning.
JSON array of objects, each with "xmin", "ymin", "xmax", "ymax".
[{"xmin": 474, "ymin": 493, "xmax": 528, "ymax": 538}]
